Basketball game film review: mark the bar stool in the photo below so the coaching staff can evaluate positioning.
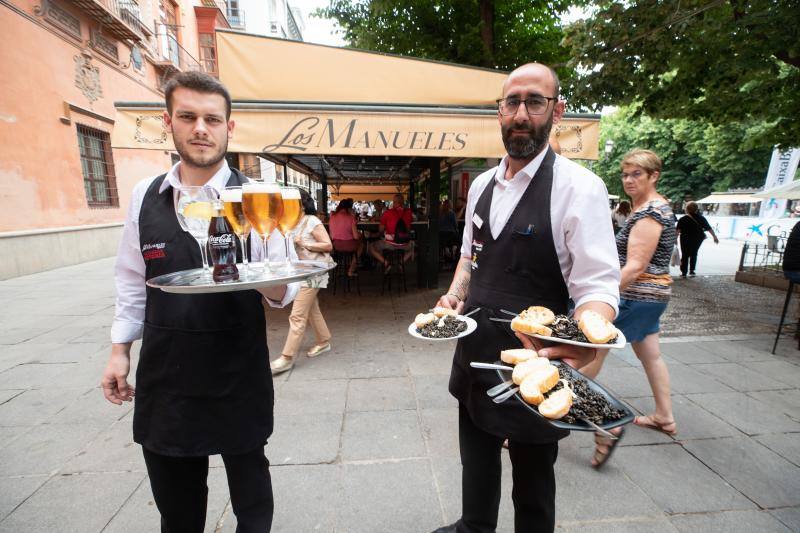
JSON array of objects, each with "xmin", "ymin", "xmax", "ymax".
[
  {"xmin": 381, "ymin": 247, "xmax": 408, "ymax": 295},
  {"xmin": 772, "ymin": 270, "xmax": 800, "ymax": 354},
  {"xmin": 331, "ymin": 249, "xmax": 360, "ymax": 295}
]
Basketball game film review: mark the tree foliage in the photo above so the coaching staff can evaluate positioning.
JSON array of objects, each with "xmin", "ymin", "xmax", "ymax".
[
  {"xmin": 319, "ymin": 1, "xmax": 577, "ymax": 73},
  {"xmin": 594, "ymin": 105, "xmax": 773, "ymax": 202},
  {"xmin": 564, "ymin": 1, "xmax": 800, "ymax": 147}
]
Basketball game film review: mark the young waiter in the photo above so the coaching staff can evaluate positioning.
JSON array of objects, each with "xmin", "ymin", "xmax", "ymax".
[
  {"xmin": 101, "ymin": 71, "xmax": 298, "ymax": 532},
  {"xmin": 431, "ymin": 63, "xmax": 620, "ymax": 533}
]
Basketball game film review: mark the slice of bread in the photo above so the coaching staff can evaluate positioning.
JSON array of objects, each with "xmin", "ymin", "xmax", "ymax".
[
  {"xmin": 500, "ymin": 348, "xmax": 538, "ymax": 365},
  {"xmin": 539, "ymin": 388, "xmax": 573, "ymax": 419},
  {"xmin": 511, "ymin": 358, "xmax": 549, "ymax": 385},
  {"xmin": 510, "ymin": 316, "xmax": 553, "ymax": 337},
  {"xmin": 433, "ymin": 306, "xmax": 458, "ymax": 318},
  {"xmin": 414, "ymin": 312, "xmax": 436, "ymax": 329},
  {"xmin": 578, "ymin": 310, "xmax": 617, "ymax": 344},
  {"xmin": 519, "ymin": 376, "xmax": 544, "ymax": 405},
  {"xmin": 521, "ymin": 306, "xmax": 555, "ymax": 326},
  {"xmin": 527, "ymin": 364, "xmax": 560, "ymax": 394}
]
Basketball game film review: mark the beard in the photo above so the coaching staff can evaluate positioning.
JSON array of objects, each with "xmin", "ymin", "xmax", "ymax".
[
  {"xmin": 501, "ymin": 112, "xmax": 554, "ymax": 160},
  {"xmin": 173, "ymin": 135, "xmax": 228, "ymax": 169}
]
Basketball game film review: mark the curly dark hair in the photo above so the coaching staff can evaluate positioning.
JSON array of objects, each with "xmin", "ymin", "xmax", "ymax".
[{"xmin": 300, "ymin": 189, "xmax": 317, "ymax": 215}]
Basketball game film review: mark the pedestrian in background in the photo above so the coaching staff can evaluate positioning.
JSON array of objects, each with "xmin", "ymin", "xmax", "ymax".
[
  {"xmin": 612, "ymin": 200, "xmax": 631, "ymax": 233},
  {"xmin": 272, "ymin": 190, "xmax": 333, "ymax": 375},
  {"xmin": 676, "ymin": 201, "xmax": 719, "ymax": 277},
  {"xmin": 582, "ymin": 149, "xmax": 678, "ymax": 468}
]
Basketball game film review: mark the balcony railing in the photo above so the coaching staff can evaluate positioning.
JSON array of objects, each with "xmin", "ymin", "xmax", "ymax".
[
  {"xmin": 70, "ymin": 0, "xmax": 151, "ymax": 41},
  {"xmin": 227, "ymin": 6, "xmax": 245, "ymax": 29},
  {"xmin": 154, "ymin": 30, "xmax": 201, "ymax": 81}
]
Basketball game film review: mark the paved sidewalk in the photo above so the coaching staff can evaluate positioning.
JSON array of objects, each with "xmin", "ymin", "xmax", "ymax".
[{"xmin": 0, "ymin": 258, "xmax": 799, "ymax": 532}]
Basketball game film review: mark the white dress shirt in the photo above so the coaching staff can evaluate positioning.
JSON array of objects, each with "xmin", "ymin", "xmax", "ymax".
[
  {"xmin": 111, "ymin": 160, "xmax": 299, "ymax": 344},
  {"xmin": 460, "ymin": 148, "xmax": 620, "ymax": 315}
]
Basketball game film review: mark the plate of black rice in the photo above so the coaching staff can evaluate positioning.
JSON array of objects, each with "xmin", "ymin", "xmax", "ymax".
[
  {"xmin": 408, "ymin": 315, "xmax": 477, "ymax": 341},
  {"xmin": 494, "ymin": 360, "xmax": 634, "ymax": 431},
  {"xmin": 531, "ymin": 314, "xmax": 626, "ymax": 349}
]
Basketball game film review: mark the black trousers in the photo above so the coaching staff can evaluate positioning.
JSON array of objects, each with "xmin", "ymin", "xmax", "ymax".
[
  {"xmin": 142, "ymin": 446, "xmax": 273, "ymax": 533},
  {"xmin": 456, "ymin": 404, "xmax": 558, "ymax": 533},
  {"xmin": 680, "ymin": 238, "xmax": 703, "ymax": 275}
]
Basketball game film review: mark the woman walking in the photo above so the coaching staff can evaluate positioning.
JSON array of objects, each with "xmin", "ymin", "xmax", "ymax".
[
  {"xmin": 271, "ymin": 190, "xmax": 333, "ymax": 375},
  {"xmin": 676, "ymin": 201, "xmax": 719, "ymax": 277},
  {"xmin": 581, "ymin": 149, "xmax": 678, "ymax": 467}
]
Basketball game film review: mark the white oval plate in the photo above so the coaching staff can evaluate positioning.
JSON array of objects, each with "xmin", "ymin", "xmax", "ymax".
[
  {"xmin": 407, "ymin": 316, "xmax": 478, "ymax": 341},
  {"xmin": 530, "ymin": 328, "xmax": 626, "ymax": 350}
]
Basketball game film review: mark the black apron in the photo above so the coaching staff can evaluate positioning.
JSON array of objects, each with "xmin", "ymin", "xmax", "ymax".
[
  {"xmin": 449, "ymin": 148, "xmax": 570, "ymax": 444},
  {"xmin": 133, "ymin": 169, "xmax": 273, "ymax": 457}
]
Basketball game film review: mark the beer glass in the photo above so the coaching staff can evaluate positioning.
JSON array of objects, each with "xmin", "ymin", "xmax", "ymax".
[
  {"xmin": 176, "ymin": 186, "xmax": 218, "ymax": 279},
  {"xmin": 277, "ymin": 187, "xmax": 303, "ymax": 272},
  {"xmin": 242, "ymin": 181, "xmax": 282, "ymax": 272},
  {"xmin": 221, "ymin": 186, "xmax": 251, "ymax": 273}
]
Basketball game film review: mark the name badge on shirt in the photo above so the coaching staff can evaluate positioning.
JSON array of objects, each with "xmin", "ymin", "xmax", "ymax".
[{"xmin": 472, "ymin": 213, "xmax": 484, "ymax": 229}]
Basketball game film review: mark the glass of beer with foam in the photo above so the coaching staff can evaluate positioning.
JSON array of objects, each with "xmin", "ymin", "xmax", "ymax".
[
  {"xmin": 277, "ymin": 187, "xmax": 303, "ymax": 271},
  {"xmin": 221, "ymin": 186, "xmax": 251, "ymax": 273},
  {"xmin": 242, "ymin": 181, "xmax": 283, "ymax": 272}
]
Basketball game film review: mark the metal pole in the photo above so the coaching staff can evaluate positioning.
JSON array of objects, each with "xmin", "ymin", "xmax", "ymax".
[
  {"xmin": 321, "ymin": 168, "xmax": 329, "ymax": 219},
  {"xmin": 425, "ymin": 157, "xmax": 441, "ymax": 289}
]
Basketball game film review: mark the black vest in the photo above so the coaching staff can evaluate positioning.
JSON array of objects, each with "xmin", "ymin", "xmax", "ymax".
[
  {"xmin": 133, "ymin": 168, "xmax": 273, "ymax": 456},
  {"xmin": 449, "ymin": 149, "xmax": 570, "ymax": 443}
]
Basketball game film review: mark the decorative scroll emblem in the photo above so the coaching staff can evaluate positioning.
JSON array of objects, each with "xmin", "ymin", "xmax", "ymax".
[
  {"xmin": 134, "ymin": 115, "xmax": 168, "ymax": 144},
  {"xmin": 74, "ymin": 54, "xmax": 103, "ymax": 103},
  {"xmin": 553, "ymin": 125, "xmax": 583, "ymax": 155}
]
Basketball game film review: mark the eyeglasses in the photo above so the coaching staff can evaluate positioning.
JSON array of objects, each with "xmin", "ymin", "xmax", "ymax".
[
  {"xmin": 621, "ymin": 170, "xmax": 646, "ymax": 180},
  {"xmin": 497, "ymin": 95, "xmax": 557, "ymax": 116}
]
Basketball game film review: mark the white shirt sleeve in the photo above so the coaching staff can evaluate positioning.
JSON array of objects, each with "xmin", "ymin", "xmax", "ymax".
[
  {"xmin": 559, "ymin": 173, "xmax": 621, "ymax": 316},
  {"xmin": 110, "ymin": 178, "xmax": 153, "ymax": 344}
]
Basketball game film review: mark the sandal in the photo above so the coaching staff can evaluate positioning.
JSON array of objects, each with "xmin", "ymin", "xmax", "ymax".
[
  {"xmin": 634, "ymin": 415, "xmax": 677, "ymax": 436},
  {"xmin": 591, "ymin": 426, "xmax": 625, "ymax": 469},
  {"xmin": 270, "ymin": 355, "xmax": 294, "ymax": 375}
]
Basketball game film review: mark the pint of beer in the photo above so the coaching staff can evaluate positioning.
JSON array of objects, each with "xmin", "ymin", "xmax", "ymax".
[
  {"xmin": 278, "ymin": 187, "xmax": 303, "ymax": 235},
  {"xmin": 220, "ymin": 187, "xmax": 251, "ymax": 237},
  {"xmin": 242, "ymin": 182, "xmax": 282, "ymax": 238}
]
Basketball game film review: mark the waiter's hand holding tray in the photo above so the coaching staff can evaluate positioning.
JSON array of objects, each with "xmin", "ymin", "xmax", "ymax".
[
  {"xmin": 407, "ymin": 307, "xmax": 478, "ymax": 341},
  {"xmin": 146, "ymin": 260, "xmax": 335, "ymax": 294}
]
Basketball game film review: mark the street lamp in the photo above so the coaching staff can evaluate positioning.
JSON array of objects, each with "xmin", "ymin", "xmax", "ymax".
[{"xmin": 604, "ymin": 139, "xmax": 615, "ymax": 157}]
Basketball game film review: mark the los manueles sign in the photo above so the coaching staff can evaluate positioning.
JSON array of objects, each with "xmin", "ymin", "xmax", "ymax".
[{"xmin": 262, "ymin": 116, "xmax": 468, "ymax": 154}]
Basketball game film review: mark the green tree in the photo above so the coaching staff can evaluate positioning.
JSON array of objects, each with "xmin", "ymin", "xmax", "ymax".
[
  {"xmin": 563, "ymin": 1, "xmax": 800, "ymax": 147},
  {"xmin": 595, "ymin": 105, "xmax": 772, "ymax": 202},
  {"xmin": 320, "ymin": 1, "xmax": 577, "ymax": 75}
]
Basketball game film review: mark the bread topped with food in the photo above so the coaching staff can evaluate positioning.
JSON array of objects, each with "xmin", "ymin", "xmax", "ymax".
[
  {"xmin": 414, "ymin": 312, "xmax": 436, "ymax": 329},
  {"xmin": 433, "ymin": 306, "xmax": 458, "ymax": 318},
  {"xmin": 577, "ymin": 310, "xmax": 617, "ymax": 344},
  {"xmin": 500, "ymin": 348, "xmax": 537, "ymax": 365},
  {"xmin": 511, "ymin": 357, "xmax": 550, "ymax": 385},
  {"xmin": 510, "ymin": 306, "xmax": 555, "ymax": 337}
]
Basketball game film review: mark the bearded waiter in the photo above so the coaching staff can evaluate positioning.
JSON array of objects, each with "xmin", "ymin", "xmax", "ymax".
[
  {"xmin": 100, "ymin": 72, "xmax": 297, "ymax": 532},
  {"xmin": 431, "ymin": 64, "xmax": 620, "ymax": 533}
]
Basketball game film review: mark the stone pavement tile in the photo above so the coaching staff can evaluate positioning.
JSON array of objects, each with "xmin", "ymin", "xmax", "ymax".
[
  {"xmin": 344, "ymin": 351, "xmax": 409, "ymax": 378},
  {"xmin": 338, "ymin": 459, "xmax": 442, "ymax": 533},
  {"xmin": 273, "ymin": 379, "xmax": 347, "ymax": 416},
  {"xmin": 741, "ymin": 360, "xmax": 800, "ymax": 388},
  {"xmin": 747, "ymin": 389, "xmax": 800, "ymax": 420},
  {"xmin": 0, "ymin": 423, "xmax": 105, "ymax": 476},
  {"xmin": 593, "ymin": 367, "xmax": 652, "ymax": 398},
  {"xmin": 19, "ymin": 325, "xmax": 98, "ymax": 344},
  {"xmin": 684, "ymin": 436, "xmax": 800, "ymax": 508},
  {"xmin": 602, "ymin": 352, "xmax": 634, "ymax": 368},
  {"xmin": 660, "ymin": 342, "xmax": 727, "ymax": 364},
  {"xmin": 626, "ymin": 396, "xmax": 740, "ymax": 441},
  {"xmin": 691, "ymin": 362, "xmax": 792, "ymax": 392},
  {"xmin": 419, "ymin": 408, "xmax": 459, "ymax": 458},
  {"xmin": 283, "ymin": 352, "xmax": 349, "ymax": 381},
  {"xmin": 405, "ymin": 349, "xmax": 454, "ymax": 376},
  {"xmin": 0, "ymin": 426, "xmax": 30, "ymax": 449},
  {"xmin": 670, "ymin": 510, "xmax": 791, "ymax": 532},
  {"xmin": 618, "ymin": 419, "xmax": 676, "ymax": 446},
  {"xmin": 0, "ymin": 387, "xmax": 88, "ymax": 426},
  {"xmin": 755, "ymin": 433, "xmax": 800, "ymax": 466},
  {"xmin": 685, "ymin": 392, "xmax": 800, "ymax": 435},
  {"xmin": 700, "ymin": 340, "xmax": 777, "ymax": 362},
  {"xmin": 16, "ymin": 342, "xmax": 107, "ymax": 364},
  {"xmin": 667, "ymin": 363, "xmax": 735, "ymax": 395},
  {"xmin": 0, "ymin": 475, "xmax": 48, "ymax": 522},
  {"xmin": 0, "ymin": 390, "xmax": 23, "ymax": 405},
  {"xmin": 341, "ymin": 410, "xmax": 425, "ymax": 461},
  {"xmin": 60, "ymin": 421, "xmax": 146, "ymax": 474},
  {"xmin": 52, "ymin": 357, "xmax": 108, "ymax": 389},
  {"xmin": 347, "ymin": 376, "xmax": 416, "ymax": 411},
  {"xmin": 0, "ymin": 362, "xmax": 76, "ymax": 390},
  {"xmin": 616, "ymin": 443, "xmax": 755, "ymax": 514},
  {"xmin": 613, "ymin": 347, "xmax": 641, "ymax": 367},
  {"xmin": 559, "ymin": 517, "xmax": 677, "ymax": 532},
  {"xmin": 268, "ymin": 412, "xmax": 342, "ymax": 465},
  {"xmin": 556, "ymin": 447, "xmax": 661, "ymax": 522},
  {"xmin": 267, "ymin": 464, "xmax": 342, "ymax": 533},
  {"xmin": 47, "ymin": 388, "xmax": 131, "ymax": 427},
  {"xmin": 0, "ymin": 471, "xmax": 145, "ymax": 532},
  {"xmin": 770, "ymin": 507, "xmax": 800, "ymax": 532},
  {"xmin": 0, "ymin": 327, "xmax": 54, "ymax": 345},
  {"xmin": 414, "ymin": 374, "xmax": 458, "ymax": 409}
]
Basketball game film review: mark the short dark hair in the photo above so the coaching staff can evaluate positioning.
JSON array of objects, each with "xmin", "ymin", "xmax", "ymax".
[
  {"xmin": 300, "ymin": 189, "xmax": 316, "ymax": 215},
  {"xmin": 163, "ymin": 71, "xmax": 232, "ymax": 119}
]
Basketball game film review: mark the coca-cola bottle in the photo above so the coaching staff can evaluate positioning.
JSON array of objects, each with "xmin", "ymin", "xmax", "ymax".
[{"xmin": 208, "ymin": 200, "xmax": 239, "ymax": 283}]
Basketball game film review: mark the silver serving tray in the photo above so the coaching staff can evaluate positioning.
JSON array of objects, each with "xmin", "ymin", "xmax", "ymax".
[{"xmin": 146, "ymin": 260, "xmax": 335, "ymax": 294}]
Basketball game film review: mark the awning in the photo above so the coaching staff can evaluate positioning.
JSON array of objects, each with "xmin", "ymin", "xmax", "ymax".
[
  {"xmin": 112, "ymin": 30, "xmax": 600, "ymax": 160},
  {"xmin": 753, "ymin": 180, "xmax": 800, "ymax": 200},
  {"xmin": 696, "ymin": 194, "xmax": 762, "ymax": 204}
]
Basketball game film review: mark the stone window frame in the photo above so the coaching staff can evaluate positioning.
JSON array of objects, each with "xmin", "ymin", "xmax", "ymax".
[{"xmin": 76, "ymin": 124, "xmax": 120, "ymax": 208}]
